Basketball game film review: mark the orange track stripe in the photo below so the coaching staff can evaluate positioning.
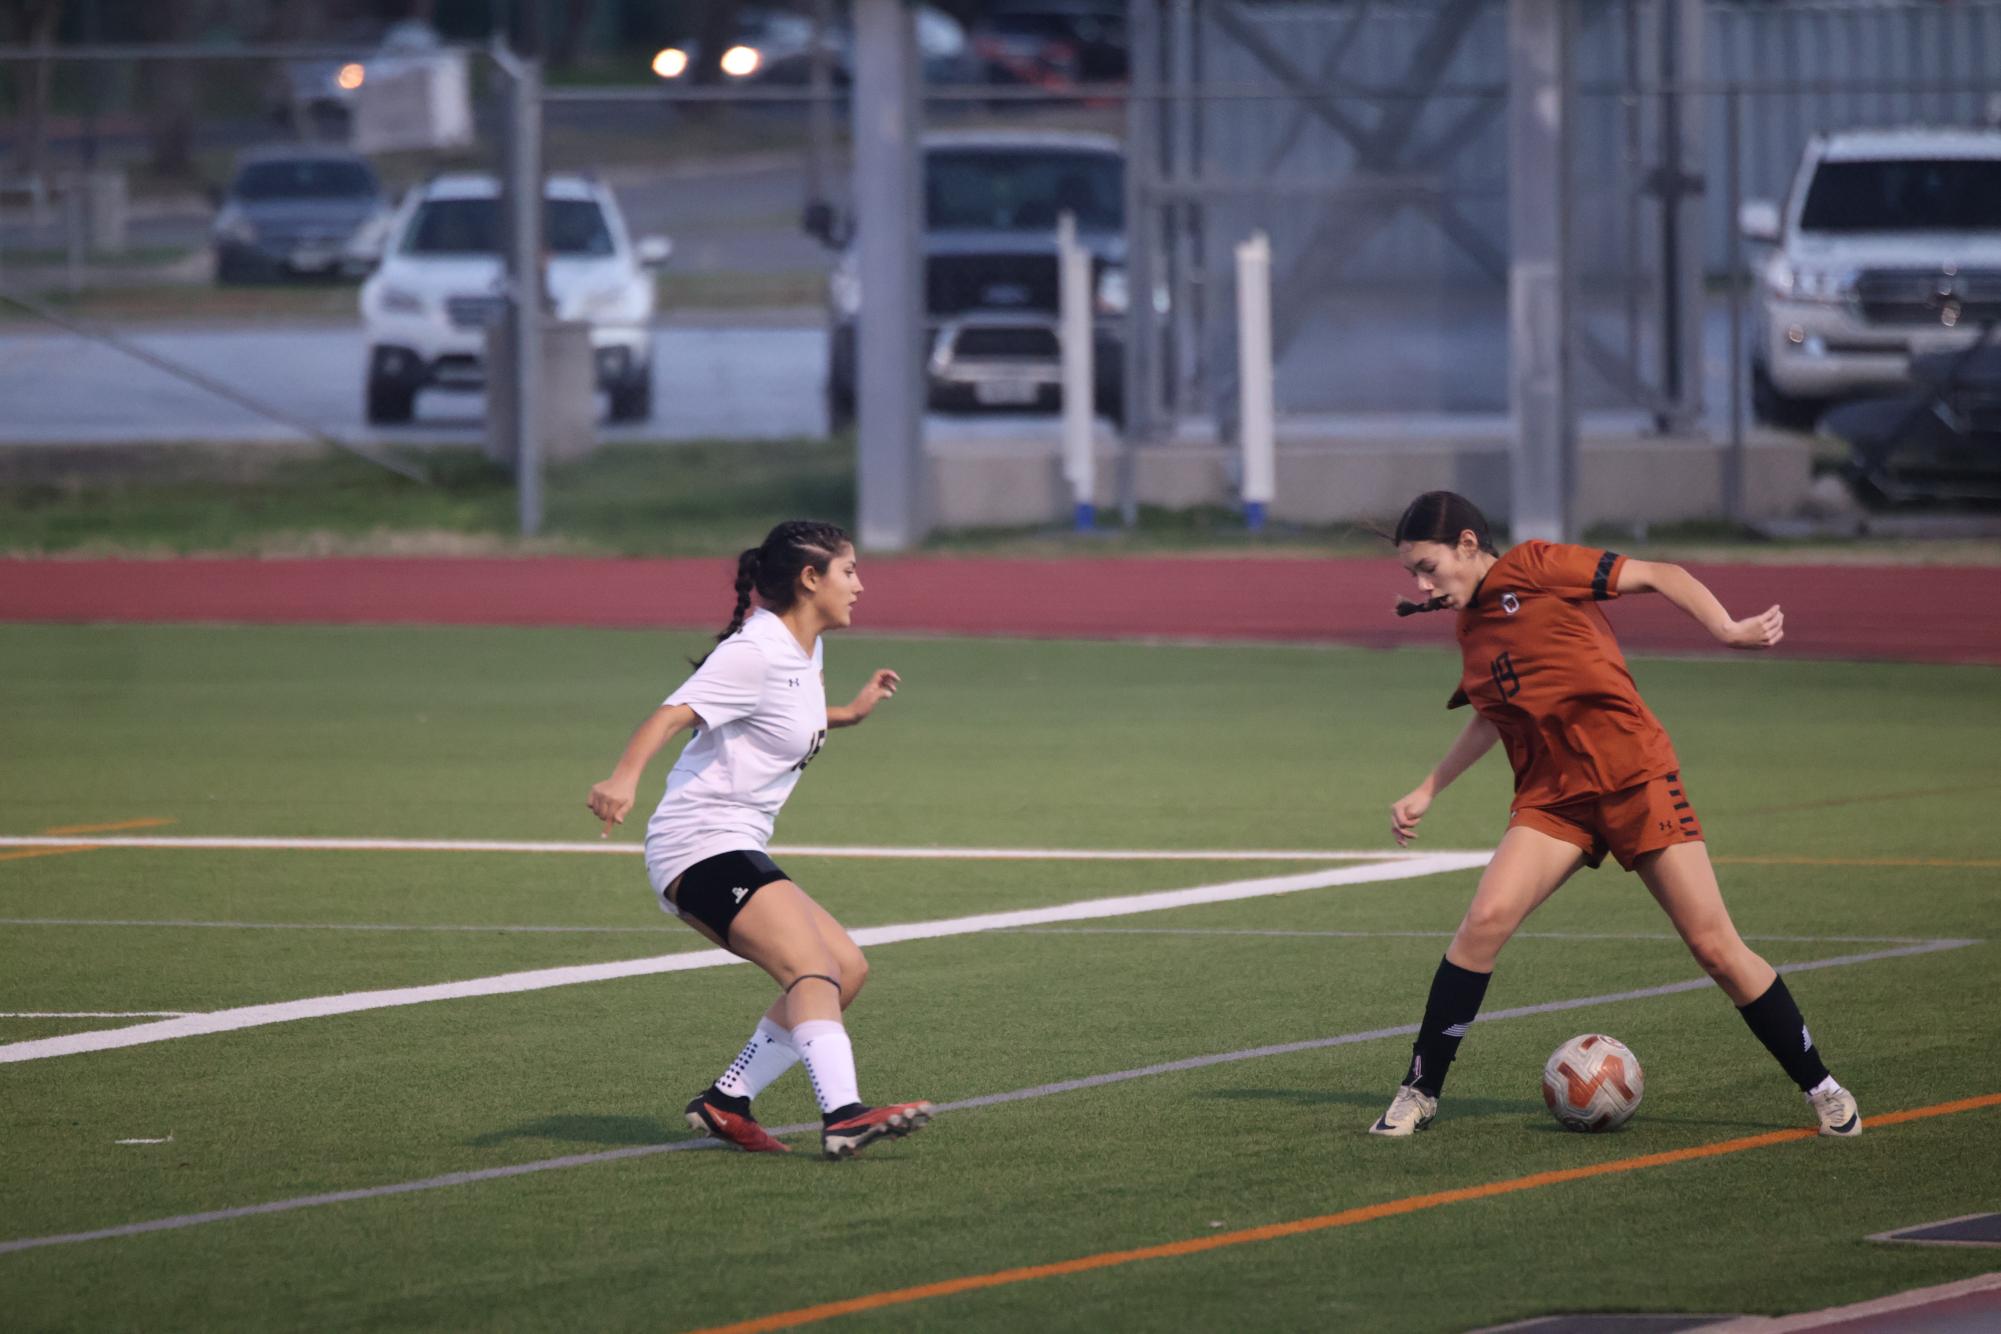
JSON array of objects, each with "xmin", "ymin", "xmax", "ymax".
[
  {"xmin": 689, "ymin": 1092, "xmax": 2001, "ymax": 1334},
  {"xmin": 39, "ymin": 818, "xmax": 176, "ymax": 836},
  {"xmin": 1, "ymin": 820, "xmax": 175, "ymax": 866},
  {"xmin": 0, "ymin": 846, "xmax": 94, "ymax": 864}
]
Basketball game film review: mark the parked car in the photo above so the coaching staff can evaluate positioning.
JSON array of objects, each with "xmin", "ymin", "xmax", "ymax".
[
  {"xmin": 970, "ymin": 1, "xmax": 1128, "ymax": 87},
  {"xmin": 823, "ymin": 130, "xmax": 1127, "ymax": 428},
  {"xmin": 211, "ymin": 146, "xmax": 391, "ymax": 284},
  {"xmin": 1741, "ymin": 125, "xmax": 2001, "ymax": 429},
  {"xmin": 359, "ymin": 173, "xmax": 671, "ymax": 425},
  {"xmin": 648, "ymin": 5, "xmax": 978, "ymax": 86},
  {"xmin": 274, "ymin": 18, "xmax": 449, "ymax": 140}
]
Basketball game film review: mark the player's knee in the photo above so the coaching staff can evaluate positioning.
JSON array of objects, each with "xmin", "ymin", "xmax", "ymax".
[
  {"xmin": 780, "ymin": 948, "xmax": 842, "ymax": 993},
  {"xmin": 840, "ymin": 950, "xmax": 870, "ymax": 1004},
  {"xmin": 1684, "ymin": 929, "xmax": 1740, "ymax": 979},
  {"xmin": 1459, "ymin": 901, "xmax": 1517, "ymax": 948}
]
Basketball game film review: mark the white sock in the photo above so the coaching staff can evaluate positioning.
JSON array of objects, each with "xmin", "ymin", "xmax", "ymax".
[
  {"xmin": 1806, "ymin": 1075, "xmax": 1841, "ymax": 1098},
  {"xmin": 713, "ymin": 1017, "xmax": 799, "ymax": 1100},
  {"xmin": 789, "ymin": 1019, "xmax": 861, "ymax": 1115}
]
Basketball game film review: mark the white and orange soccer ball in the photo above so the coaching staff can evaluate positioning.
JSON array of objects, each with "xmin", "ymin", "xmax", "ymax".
[{"xmin": 1541, "ymin": 1033, "xmax": 1645, "ymax": 1132}]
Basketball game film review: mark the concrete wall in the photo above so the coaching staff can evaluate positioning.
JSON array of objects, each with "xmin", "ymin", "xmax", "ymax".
[{"xmin": 925, "ymin": 428, "xmax": 1811, "ymax": 532}]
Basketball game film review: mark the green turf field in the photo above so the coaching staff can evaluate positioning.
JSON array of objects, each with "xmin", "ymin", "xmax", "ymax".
[{"xmin": 2, "ymin": 624, "xmax": 1997, "ymax": 1332}]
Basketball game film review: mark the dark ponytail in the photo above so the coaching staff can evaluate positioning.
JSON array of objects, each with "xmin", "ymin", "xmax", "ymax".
[
  {"xmin": 1391, "ymin": 490, "xmax": 1498, "ymax": 556},
  {"xmin": 720, "ymin": 547, "xmax": 760, "ymax": 643},
  {"xmin": 693, "ymin": 519, "xmax": 853, "ymax": 666}
]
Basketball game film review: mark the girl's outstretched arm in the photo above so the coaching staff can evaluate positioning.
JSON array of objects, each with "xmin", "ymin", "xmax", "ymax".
[
  {"xmin": 1617, "ymin": 559, "xmax": 1784, "ymax": 650},
  {"xmin": 828, "ymin": 668, "xmax": 900, "ymax": 728},
  {"xmin": 1391, "ymin": 714, "xmax": 1500, "ymax": 846},
  {"xmin": 588, "ymin": 703, "xmax": 701, "ymax": 835}
]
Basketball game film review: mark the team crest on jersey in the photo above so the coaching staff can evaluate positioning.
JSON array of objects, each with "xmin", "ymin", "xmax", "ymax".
[{"xmin": 1500, "ymin": 592, "xmax": 1520, "ymax": 615}]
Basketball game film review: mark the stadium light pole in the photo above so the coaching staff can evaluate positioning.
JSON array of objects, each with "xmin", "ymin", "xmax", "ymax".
[{"xmin": 850, "ymin": 0, "xmax": 926, "ymax": 551}]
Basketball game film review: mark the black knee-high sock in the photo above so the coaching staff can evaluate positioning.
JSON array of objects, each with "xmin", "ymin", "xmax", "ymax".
[
  {"xmin": 1403, "ymin": 956, "xmax": 1492, "ymax": 1096},
  {"xmin": 1737, "ymin": 975, "xmax": 1832, "ymax": 1092}
]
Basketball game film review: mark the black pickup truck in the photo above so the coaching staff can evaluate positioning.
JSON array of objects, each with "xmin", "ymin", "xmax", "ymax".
[{"xmin": 822, "ymin": 129, "xmax": 1127, "ymax": 428}]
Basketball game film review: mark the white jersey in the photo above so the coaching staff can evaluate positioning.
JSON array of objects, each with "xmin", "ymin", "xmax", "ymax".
[{"xmin": 644, "ymin": 608, "xmax": 828, "ymax": 909}]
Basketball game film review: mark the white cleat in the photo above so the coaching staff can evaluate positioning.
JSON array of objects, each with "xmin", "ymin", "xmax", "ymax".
[
  {"xmin": 1369, "ymin": 1084, "xmax": 1438, "ymax": 1137},
  {"xmin": 1806, "ymin": 1081, "xmax": 1862, "ymax": 1137}
]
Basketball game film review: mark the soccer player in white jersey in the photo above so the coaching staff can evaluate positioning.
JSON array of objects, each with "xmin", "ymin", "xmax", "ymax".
[{"xmin": 587, "ymin": 520, "xmax": 932, "ymax": 1160}]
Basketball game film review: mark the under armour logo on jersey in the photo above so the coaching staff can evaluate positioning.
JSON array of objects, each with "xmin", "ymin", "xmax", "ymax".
[
  {"xmin": 1500, "ymin": 592, "xmax": 1520, "ymax": 615},
  {"xmin": 732, "ymin": 886, "xmax": 749, "ymax": 904},
  {"xmin": 787, "ymin": 677, "xmax": 801, "ymax": 687}
]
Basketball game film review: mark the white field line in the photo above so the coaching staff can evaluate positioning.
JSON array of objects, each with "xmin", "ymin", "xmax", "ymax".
[
  {"xmin": 0, "ymin": 921, "xmax": 1950, "ymax": 946},
  {"xmin": 0, "ymin": 918, "xmax": 684, "ymax": 934},
  {"xmin": 0, "ymin": 834, "xmax": 1458, "ymax": 862},
  {"xmin": 0, "ymin": 1011, "xmax": 192, "ymax": 1019},
  {"xmin": 1010, "ymin": 927, "xmax": 1956, "ymax": 946},
  {"xmin": 0, "ymin": 936, "xmax": 1973, "ymax": 1259},
  {"xmin": 0, "ymin": 853, "xmax": 1492, "ymax": 1066}
]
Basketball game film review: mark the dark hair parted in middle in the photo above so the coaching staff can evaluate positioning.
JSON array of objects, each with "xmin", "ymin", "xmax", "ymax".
[
  {"xmin": 1392, "ymin": 491, "xmax": 1499, "ymax": 556},
  {"xmin": 706, "ymin": 519, "xmax": 853, "ymax": 654}
]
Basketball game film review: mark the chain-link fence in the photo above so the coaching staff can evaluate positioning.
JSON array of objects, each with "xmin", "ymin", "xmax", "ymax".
[{"xmin": 3, "ymin": 1, "xmax": 1998, "ymax": 541}]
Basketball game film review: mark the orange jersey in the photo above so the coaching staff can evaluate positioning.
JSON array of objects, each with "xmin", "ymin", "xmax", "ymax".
[{"xmin": 1449, "ymin": 541, "xmax": 1679, "ymax": 806}]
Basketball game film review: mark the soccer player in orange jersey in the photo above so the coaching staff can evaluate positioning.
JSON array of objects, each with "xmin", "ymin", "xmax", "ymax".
[{"xmin": 1369, "ymin": 491, "xmax": 1860, "ymax": 1139}]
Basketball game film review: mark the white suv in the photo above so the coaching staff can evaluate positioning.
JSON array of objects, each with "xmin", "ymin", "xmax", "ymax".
[
  {"xmin": 360, "ymin": 173, "xmax": 670, "ymax": 424},
  {"xmin": 1742, "ymin": 126, "xmax": 2001, "ymax": 428}
]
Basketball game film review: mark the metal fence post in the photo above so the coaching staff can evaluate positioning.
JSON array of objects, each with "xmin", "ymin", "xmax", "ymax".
[
  {"xmin": 851, "ymin": 0, "xmax": 925, "ymax": 552},
  {"xmin": 1724, "ymin": 87, "xmax": 1745, "ymax": 524},
  {"xmin": 1235, "ymin": 231, "xmax": 1275, "ymax": 532},
  {"xmin": 1059, "ymin": 212, "xmax": 1096, "ymax": 530},
  {"xmin": 1508, "ymin": 0, "xmax": 1577, "ymax": 543},
  {"xmin": 496, "ymin": 46, "xmax": 545, "ymax": 538}
]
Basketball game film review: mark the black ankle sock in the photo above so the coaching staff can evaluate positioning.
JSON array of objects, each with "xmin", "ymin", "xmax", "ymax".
[
  {"xmin": 822, "ymin": 1101, "xmax": 867, "ymax": 1126},
  {"xmin": 1737, "ymin": 976, "xmax": 1832, "ymax": 1092},
  {"xmin": 704, "ymin": 1085, "xmax": 751, "ymax": 1115},
  {"xmin": 1403, "ymin": 956, "xmax": 1492, "ymax": 1097}
]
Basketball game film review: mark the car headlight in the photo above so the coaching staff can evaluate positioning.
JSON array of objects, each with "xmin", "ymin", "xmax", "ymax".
[
  {"xmin": 1765, "ymin": 259, "xmax": 1852, "ymax": 303},
  {"xmin": 1094, "ymin": 265, "xmax": 1128, "ymax": 316},
  {"xmin": 214, "ymin": 207, "xmax": 257, "ymax": 244},
  {"xmin": 377, "ymin": 286, "xmax": 425, "ymax": 315},
  {"xmin": 829, "ymin": 253, "xmax": 861, "ymax": 318}
]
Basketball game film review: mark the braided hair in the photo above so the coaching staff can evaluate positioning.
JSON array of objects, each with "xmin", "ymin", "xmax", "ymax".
[{"xmin": 696, "ymin": 519, "xmax": 853, "ymax": 664}]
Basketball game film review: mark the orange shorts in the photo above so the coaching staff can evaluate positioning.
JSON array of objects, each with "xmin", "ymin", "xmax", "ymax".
[{"xmin": 1510, "ymin": 772, "xmax": 1703, "ymax": 871}]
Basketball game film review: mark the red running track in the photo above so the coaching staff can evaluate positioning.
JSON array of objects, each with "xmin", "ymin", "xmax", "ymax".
[{"xmin": 1, "ymin": 557, "xmax": 1996, "ymax": 664}]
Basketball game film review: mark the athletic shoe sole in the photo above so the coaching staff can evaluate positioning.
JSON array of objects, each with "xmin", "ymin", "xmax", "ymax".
[{"xmin": 821, "ymin": 1101, "xmax": 933, "ymax": 1160}]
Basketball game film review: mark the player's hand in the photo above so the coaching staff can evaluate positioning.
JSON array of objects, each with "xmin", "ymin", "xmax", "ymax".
[
  {"xmin": 588, "ymin": 778, "xmax": 636, "ymax": 837},
  {"xmin": 1719, "ymin": 604, "xmax": 1784, "ymax": 650},
  {"xmin": 849, "ymin": 668, "xmax": 901, "ymax": 719},
  {"xmin": 1390, "ymin": 785, "xmax": 1433, "ymax": 847}
]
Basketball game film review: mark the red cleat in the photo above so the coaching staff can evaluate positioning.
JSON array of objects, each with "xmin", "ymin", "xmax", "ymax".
[
  {"xmin": 685, "ymin": 1093, "xmax": 792, "ymax": 1153},
  {"xmin": 820, "ymin": 1100, "xmax": 934, "ymax": 1160}
]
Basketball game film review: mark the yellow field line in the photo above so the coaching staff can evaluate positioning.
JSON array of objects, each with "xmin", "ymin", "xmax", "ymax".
[
  {"xmin": 40, "ymin": 818, "xmax": 177, "ymax": 836},
  {"xmin": 687, "ymin": 1092, "xmax": 2001, "ymax": 1334},
  {"xmin": 0, "ymin": 819, "xmax": 176, "ymax": 867},
  {"xmin": 1716, "ymin": 855, "xmax": 2001, "ymax": 870}
]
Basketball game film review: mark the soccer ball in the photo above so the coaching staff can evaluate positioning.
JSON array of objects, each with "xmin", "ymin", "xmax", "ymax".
[{"xmin": 1541, "ymin": 1033, "xmax": 1644, "ymax": 1132}]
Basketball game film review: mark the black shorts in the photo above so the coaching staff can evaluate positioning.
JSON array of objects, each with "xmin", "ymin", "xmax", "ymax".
[{"xmin": 671, "ymin": 849, "xmax": 790, "ymax": 942}]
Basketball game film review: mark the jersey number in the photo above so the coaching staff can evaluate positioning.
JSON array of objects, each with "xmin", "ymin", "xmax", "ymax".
[
  {"xmin": 1489, "ymin": 651, "xmax": 1522, "ymax": 700},
  {"xmin": 793, "ymin": 729, "xmax": 827, "ymax": 773}
]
